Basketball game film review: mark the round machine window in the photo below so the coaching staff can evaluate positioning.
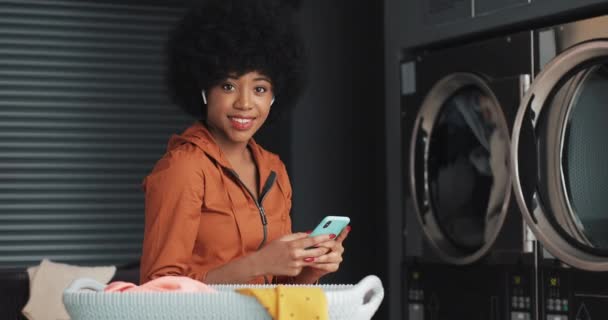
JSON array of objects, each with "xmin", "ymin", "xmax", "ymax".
[
  {"xmin": 544, "ymin": 64, "xmax": 608, "ymax": 251},
  {"xmin": 428, "ymin": 86, "xmax": 510, "ymax": 251},
  {"xmin": 511, "ymin": 40, "xmax": 608, "ymax": 271}
]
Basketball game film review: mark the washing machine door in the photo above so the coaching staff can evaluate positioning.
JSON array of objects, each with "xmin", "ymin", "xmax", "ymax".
[
  {"xmin": 512, "ymin": 40, "xmax": 608, "ymax": 271},
  {"xmin": 410, "ymin": 73, "xmax": 512, "ymax": 264}
]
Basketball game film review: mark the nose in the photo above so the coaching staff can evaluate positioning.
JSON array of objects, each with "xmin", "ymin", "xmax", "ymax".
[{"xmin": 234, "ymin": 89, "xmax": 253, "ymax": 110}]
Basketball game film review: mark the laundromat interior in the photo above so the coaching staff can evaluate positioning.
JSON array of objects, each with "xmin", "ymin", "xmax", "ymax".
[{"xmin": 1, "ymin": 0, "xmax": 608, "ymax": 319}]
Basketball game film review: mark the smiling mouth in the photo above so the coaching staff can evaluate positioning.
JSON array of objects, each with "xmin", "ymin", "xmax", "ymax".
[{"xmin": 228, "ymin": 116, "xmax": 255, "ymax": 130}]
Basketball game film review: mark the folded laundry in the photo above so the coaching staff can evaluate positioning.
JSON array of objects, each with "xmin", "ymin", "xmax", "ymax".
[
  {"xmin": 237, "ymin": 286, "xmax": 328, "ymax": 320},
  {"xmin": 104, "ymin": 275, "xmax": 216, "ymax": 293}
]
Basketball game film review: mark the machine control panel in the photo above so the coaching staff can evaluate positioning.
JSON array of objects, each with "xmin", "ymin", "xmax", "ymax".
[
  {"xmin": 407, "ymin": 270, "xmax": 424, "ymax": 320},
  {"xmin": 509, "ymin": 271, "xmax": 533, "ymax": 320},
  {"xmin": 543, "ymin": 271, "xmax": 569, "ymax": 320}
]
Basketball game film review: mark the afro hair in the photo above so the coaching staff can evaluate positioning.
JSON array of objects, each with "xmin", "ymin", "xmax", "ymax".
[{"xmin": 166, "ymin": 0, "xmax": 307, "ymax": 121}]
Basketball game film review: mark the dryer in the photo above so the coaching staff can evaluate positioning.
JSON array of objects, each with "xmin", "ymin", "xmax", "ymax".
[
  {"xmin": 401, "ymin": 32, "xmax": 536, "ymax": 320},
  {"xmin": 511, "ymin": 14, "xmax": 608, "ymax": 320}
]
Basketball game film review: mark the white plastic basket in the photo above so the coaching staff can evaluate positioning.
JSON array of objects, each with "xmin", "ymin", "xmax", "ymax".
[{"xmin": 63, "ymin": 275, "xmax": 384, "ymax": 320}]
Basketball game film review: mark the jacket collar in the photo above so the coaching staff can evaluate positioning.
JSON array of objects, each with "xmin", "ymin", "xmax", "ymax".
[{"xmin": 168, "ymin": 121, "xmax": 273, "ymax": 194}]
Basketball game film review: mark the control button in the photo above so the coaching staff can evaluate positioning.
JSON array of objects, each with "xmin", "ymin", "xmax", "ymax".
[
  {"xmin": 409, "ymin": 303, "xmax": 424, "ymax": 320},
  {"xmin": 546, "ymin": 315, "xmax": 567, "ymax": 320},
  {"xmin": 511, "ymin": 311, "xmax": 531, "ymax": 320}
]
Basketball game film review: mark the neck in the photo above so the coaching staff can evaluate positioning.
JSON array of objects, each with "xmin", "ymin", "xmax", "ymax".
[
  {"xmin": 219, "ymin": 142, "xmax": 250, "ymax": 163},
  {"xmin": 206, "ymin": 125, "xmax": 250, "ymax": 164}
]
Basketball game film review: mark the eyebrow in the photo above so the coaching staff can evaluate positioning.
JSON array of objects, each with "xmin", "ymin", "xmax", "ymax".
[{"xmin": 227, "ymin": 76, "xmax": 272, "ymax": 83}]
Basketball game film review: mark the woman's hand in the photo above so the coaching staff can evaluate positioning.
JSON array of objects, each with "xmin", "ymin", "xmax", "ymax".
[
  {"xmin": 295, "ymin": 226, "xmax": 351, "ymax": 283},
  {"xmin": 251, "ymin": 233, "xmax": 334, "ymax": 277}
]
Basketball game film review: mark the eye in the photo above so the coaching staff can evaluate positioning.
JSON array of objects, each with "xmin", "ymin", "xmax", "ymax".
[
  {"xmin": 255, "ymin": 86, "xmax": 268, "ymax": 93},
  {"xmin": 221, "ymin": 83, "xmax": 235, "ymax": 91}
]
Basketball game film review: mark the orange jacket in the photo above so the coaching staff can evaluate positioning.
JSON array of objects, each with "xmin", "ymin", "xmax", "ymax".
[{"xmin": 140, "ymin": 121, "xmax": 292, "ymax": 284}]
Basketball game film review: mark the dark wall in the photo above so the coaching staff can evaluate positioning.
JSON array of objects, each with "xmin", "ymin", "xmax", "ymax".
[
  {"xmin": 384, "ymin": 0, "xmax": 409, "ymax": 319},
  {"xmin": 258, "ymin": 1, "xmax": 386, "ymax": 304},
  {"xmin": 253, "ymin": 0, "xmax": 387, "ymax": 306},
  {"xmin": 290, "ymin": 0, "xmax": 386, "ymax": 285}
]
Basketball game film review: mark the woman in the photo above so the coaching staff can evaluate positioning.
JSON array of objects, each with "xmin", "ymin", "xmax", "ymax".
[{"xmin": 139, "ymin": 0, "xmax": 350, "ymax": 285}]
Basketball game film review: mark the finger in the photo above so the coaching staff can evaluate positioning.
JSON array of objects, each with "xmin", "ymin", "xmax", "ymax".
[
  {"xmin": 295, "ymin": 246, "xmax": 328, "ymax": 259},
  {"xmin": 293, "ymin": 233, "xmax": 334, "ymax": 249},
  {"xmin": 298, "ymin": 253, "xmax": 333, "ymax": 266},
  {"xmin": 280, "ymin": 232, "xmax": 310, "ymax": 242},
  {"xmin": 308, "ymin": 262, "xmax": 340, "ymax": 273},
  {"xmin": 311, "ymin": 240, "xmax": 337, "ymax": 250},
  {"xmin": 329, "ymin": 243, "xmax": 344, "ymax": 255},
  {"xmin": 336, "ymin": 225, "xmax": 351, "ymax": 243},
  {"xmin": 311, "ymin": 251, "xmax": 343, "ymax": 264},
  {"xmin": 311, "ymin": 239, "xmax": 346, "ymax": 254},
  {"xmin": 301, "ymin": 257, "xmax": 319, "ymax": 265}
]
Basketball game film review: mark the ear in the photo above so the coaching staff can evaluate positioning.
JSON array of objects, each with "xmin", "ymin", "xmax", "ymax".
[
  {"xmin": 270, "ymin": 97, "xmax": 275, "ymax": 107},
  {"xmin": 201, "ymin": 90, "xmax": 207, "ymax": 104}
]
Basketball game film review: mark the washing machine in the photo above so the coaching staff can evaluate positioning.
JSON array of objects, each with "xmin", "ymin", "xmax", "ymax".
[
  {"xmin": 401, "ymin": 31, "xmax": 536, "ymax": 320},
  {"xmin": 511, "ymin": 14, "xmax": 608, "ymax": 320}
]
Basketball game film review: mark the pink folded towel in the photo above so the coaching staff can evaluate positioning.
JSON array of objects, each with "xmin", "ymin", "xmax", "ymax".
[{"xmin": 104, "ymin": 276, "xmax": 216, "ymax": 293}]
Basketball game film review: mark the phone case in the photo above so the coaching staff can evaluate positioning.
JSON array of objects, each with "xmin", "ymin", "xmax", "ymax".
[{"xmin": 309, "ymin": 216, "xmax": 350, "ymax": 237}]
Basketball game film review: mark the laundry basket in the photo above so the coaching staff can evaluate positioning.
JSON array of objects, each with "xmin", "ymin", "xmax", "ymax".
[{"xmin": 63, "ymin": 275, "xmax": 384, "ymax": 320}]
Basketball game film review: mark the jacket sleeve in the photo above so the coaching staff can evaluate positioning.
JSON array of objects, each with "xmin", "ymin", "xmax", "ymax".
[
  {"xmin": 139, "ymin": 150, "xmax": 205, "ymax": 284},
  {"xmin": 278, "ymin": 159, "xmax": 293, "ymax": 235},
  {"xmin": 273, "ymin": 160, "xmax": 294, "ymax": 285}
]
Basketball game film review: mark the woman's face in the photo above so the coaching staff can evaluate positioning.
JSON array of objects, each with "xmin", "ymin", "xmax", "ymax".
[{"xmin": 205, "ymin": 71, "xmax": 274, "ymax": 148}]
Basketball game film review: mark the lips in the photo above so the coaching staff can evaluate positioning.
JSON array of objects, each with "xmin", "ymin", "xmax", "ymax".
[{"xmin": 228, "ymin": 116, "xmax": 255, "ymax": 131}]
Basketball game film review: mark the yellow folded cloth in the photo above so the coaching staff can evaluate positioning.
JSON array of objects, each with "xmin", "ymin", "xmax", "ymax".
[{"xmin": 236, "ymin": 286, "xmax": 328, "ymax": 320}]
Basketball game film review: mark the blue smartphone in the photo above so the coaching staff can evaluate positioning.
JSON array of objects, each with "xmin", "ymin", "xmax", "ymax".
[{"xmin": 308, "ymin": 216, "xmax": 350, "ymax": 237}]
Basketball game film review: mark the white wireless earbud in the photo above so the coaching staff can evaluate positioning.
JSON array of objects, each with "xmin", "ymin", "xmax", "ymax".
[
  {"xmin": 270, "ymin": 97, "xmax": 275, "ymax": 107},
  {"xmin": 201, "ymin": 90, "xmax": 207, "ymax": 104}
]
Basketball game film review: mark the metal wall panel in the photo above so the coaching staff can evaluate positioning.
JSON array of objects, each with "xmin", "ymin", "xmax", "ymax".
[
  {"xmin": 396, "ymin": 0, "xmax": 608, "ymax": 50},
  {"xmin": 0, "ymin": 0, "xmax": 192, "ymax": 268},
  {"xmin": 475, "ymin": 0, "xmax": 528, "ymax": 16},
  {"xmin": 424, "ymin": 0, "xmax": 470, "ymax": 26}
]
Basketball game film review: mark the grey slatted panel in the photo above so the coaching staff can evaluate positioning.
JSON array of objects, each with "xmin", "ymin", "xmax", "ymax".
[{"xmin": 0, "ymin": 0, "xmax": 192, "ymax": 268}]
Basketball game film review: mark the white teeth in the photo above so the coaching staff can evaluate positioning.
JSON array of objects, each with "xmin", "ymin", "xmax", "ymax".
[{"xmin": 231, "ymin": 117, "xmax": 252, "ymax": 124}]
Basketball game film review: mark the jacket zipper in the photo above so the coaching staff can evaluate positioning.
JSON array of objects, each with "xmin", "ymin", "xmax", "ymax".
[
  {"xmin": 227, "ymin": 169, "xmax": 276, "ymax": 284},
  {"xmin": 227, "ymin": 169, "xmax": 277, "ymax": 249}
]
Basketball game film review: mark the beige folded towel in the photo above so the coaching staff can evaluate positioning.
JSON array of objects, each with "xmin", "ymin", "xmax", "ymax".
[{"xmin": 22, "ymin": 259, "xmax": 116, "ymax": 320}]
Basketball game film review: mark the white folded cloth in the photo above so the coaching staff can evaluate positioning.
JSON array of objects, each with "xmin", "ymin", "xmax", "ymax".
[{"xmin": 22, "ymin": 259, "xmax": 116, "ymax": 320}]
